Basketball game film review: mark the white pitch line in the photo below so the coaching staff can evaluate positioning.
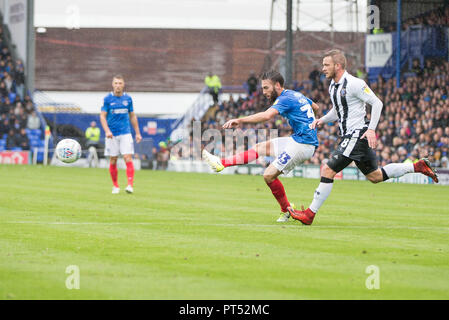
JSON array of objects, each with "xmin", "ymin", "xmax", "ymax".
[{"xmin": 1, "ymin": 221, "xmax": 449, "ymax": 231}]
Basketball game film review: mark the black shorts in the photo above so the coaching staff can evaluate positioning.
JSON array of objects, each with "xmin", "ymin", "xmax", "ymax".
[{"xmin": 327, "ymin": 128, "xmax": 378, "ymax": 175}]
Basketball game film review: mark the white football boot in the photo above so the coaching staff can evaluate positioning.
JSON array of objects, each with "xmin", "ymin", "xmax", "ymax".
[
  {"xmin": 125, "ymin": 185, "xmax": 134, "ymax": 194},
  {"xmin": 277, "ymin": 203, "xmax": 296, "ymax": 222},
  {"xmin": 202, "ymin": 149, "xmax": 224, "ymax": 172},
  {"xmin": 112, "ymin": 186, "xmax": 120, "ymax": 194}
]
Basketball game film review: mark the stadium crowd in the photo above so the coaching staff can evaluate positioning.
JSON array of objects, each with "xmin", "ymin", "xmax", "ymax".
[
  {"xmin": 0, "ymin": 26, "xmax": 40, "ymax": 151},
  {"xmin": 195, "ymin": 58, "xmax": 449, "ymax": 170},
  {"xmin": 382, "ymin": 5, "xmax": 449, "ymax": 32}
]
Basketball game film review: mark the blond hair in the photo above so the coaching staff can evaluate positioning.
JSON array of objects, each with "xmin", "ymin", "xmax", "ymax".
[{"xmin": 324, "ymin": 49, "xmax": 347, "ymax": 70}]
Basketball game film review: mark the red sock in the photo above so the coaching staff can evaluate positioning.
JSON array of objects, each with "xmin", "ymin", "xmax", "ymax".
[
  {"xmin": 109, "ymin": 163, "xmax": 119, "ymax": 187},
  {"xmin": 222, "ymin": 149, "xmax": 259, "ymax": 167},
  {"xmin": 267, "ymin": 178, "xmax": 290, "ymax": 212},
  {"xmin": 126, "ymin": 161, "xmax": 134, "ymax": 186}
]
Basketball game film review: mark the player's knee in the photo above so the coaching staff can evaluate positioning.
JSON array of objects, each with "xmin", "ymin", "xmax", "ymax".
[
  {"xmin": 322, "ymin": 165, "xmax": 336, "ymax": 179},
  {"xmin": 367, "ymin": 175, "xmax": 377, "ymax": 183},
  {"xmin": 263, "ymin": 173, "xmax": 276, "ymax": 184},
  {"xmin": 366, "ymin": 170, "xmax": 383, "ymax": 184},
  {"xmin": 254, "ymin": 142, "xmax": 269, "ymax": 156}
]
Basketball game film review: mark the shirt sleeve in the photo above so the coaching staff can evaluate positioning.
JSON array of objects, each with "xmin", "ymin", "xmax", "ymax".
[
  {"xmin": 101, "ymin": 97, "xmax": 108, "ymax": 112},
  {"xmin": 306, "ymin": 97, "xmax": 313, "ymax": 105},
  {"xmin": 353, "ymin": 80, "xmax": 382, "ymax": 106},
  {"xmin": 320, "ymin": 107, "xmax": 339, "ymax": 123},
  {"xmin": 128, "ymin": 97, "xmax": 134, "ymax": 113},
  {"xmin": 353, "ymin": 80, "xmax": 383, "ymax": 130},
  {"xmin": 270, "ymin": 96, "xmax": 291, "ymax": 114}
]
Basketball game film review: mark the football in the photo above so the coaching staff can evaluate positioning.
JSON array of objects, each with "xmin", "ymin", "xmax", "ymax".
[{"xmin": 55, "ymin": 139, "xmax": 82, "ymax": 163}]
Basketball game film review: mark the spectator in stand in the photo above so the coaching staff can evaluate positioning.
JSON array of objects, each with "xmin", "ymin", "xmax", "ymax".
[
  {"xmin": 0, "ymin": 116, "xmax": 9, "ymax": 136},
  {"xmin": 0, "ymin": 81, "xmax": 8, "ymax": 97},
  {"xmin": 13, "ymin": 59, "xmax": 25, "ymax": 100},
  {"xmin": 0, "ymin": 98, "xmax": 8, "ymax": 115},
  {"xmin": 85, "ymin": 121, "xmax": 101, "ymax": 148},
  {"xmin": 356, "ymin": 66, "xmax": 367, "ymax": 81},
  {"xmin": 4, "ymin": 72, "xmax": 15, "ymax": 93},
  {"xmin": 16, "ymin": 128, "xmax": 29, "ymax": 150},
  {"xmin": 15, "ymin": 106, "xmax": 27, "ymax": 128},
  {"xmin": 0, "ymin": 47, "xmax": 9, "ymax": 61},
  {"xmin": 6, "ymin": 128, "xmax": 18, "ymax": 149},
  {"xmin": 12, "ymin": 118, "xmax": 23, "ymax": 133},
  {"xmin": 410, "ymin": 58, "xmax": 423, "ymax": 77},
  {"xmin": 26, "ymin": 111, "xmax": 41, "ymax": 130},
  {"xmin": 308, "ymin": 66, "xmax": 320, "ymax": 89},
  {"xmin": 246, "ymin": 71, "xmax": 258, "ymax": 97},
  {"xmin": 156, "ymin": 141, "xmax": 170, "ymax": 170},
  {"xmin": 204, "ymin": 72, "xmax": 221, "ymax": 104}
]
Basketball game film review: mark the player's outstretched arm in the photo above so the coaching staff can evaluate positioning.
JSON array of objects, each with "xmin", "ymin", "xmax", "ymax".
[
  {"xmin": 223, "ymin": 108, "xmax": 279, "ymax": 129},
  {"xmin": 311, "ymin": 107, "xmax": 338, "ymax": 129}
]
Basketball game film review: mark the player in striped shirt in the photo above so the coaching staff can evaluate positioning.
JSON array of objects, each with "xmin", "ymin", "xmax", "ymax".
[{"xmin": 288, "ymin": 49, "xmax": 439, "ymax": 225}]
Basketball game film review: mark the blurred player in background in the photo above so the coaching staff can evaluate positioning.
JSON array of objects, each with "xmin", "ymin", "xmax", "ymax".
[
  {"xmin": 100, "ymin": 75, "xmax": 142, "ymax": 194},
  {"xmin": 203, "ymin": 70, "xmax": 320, "ymax": 222},
  {"xmin": 288, "ymin": 50, "xmax": 439, "ymax": 225}
]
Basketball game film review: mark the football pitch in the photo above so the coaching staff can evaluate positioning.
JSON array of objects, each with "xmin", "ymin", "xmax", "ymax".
[{"xmin": 1, "ymin": 165, "xmax": 448, "ymax": 300}]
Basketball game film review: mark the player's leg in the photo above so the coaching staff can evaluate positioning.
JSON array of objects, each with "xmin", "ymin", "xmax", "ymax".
[
  {"xmin": 120, "ymin": 134, "xmax": 135, "ymax": 193},
  {"xmin": 263, "ymin": 164, "xmax": 292, "ymax": 219},
  {"xmin": 105, "ymin": 136, "xmax": 120, "ymax": 193},
  {"xmin": 202, "ymin": 140, "xmax": 271, "ymax": 172},
  {"xmin": 364, "ymin": 160, "xmax": 438, "ymax": 183},
  {"xmin": 291, "ymin": 129, "xmax": 375, "ymax": 224},
  {"xmin": 289, "ymin": 153, "xmax": 353, "ymax": 225},
  {"xmin": 269, "ymin": 138, "xmax": 315, "ymax": 222},
  {"xmin": 109, "ymin": 156, "xmax": 120, "ymax": 193},
  {"xmin": 353, "ymin": 141, "xmax": 439, "ymax": 184}
]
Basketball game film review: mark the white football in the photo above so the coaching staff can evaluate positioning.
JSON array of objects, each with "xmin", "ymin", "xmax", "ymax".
[{"xmin": 55, "ymin": 139, "xmax": 82, "ymax": 163}]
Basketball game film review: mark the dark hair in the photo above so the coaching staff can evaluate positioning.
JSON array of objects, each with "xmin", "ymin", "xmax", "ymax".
[{"xmin": 260, "ymin": 70, "xmax": 284, "ymax": 87}]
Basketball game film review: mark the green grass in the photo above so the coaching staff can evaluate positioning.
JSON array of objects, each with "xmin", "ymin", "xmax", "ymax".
[{"xmin": 0, "ymin": 165, "xmax": 448, "ymax": 299}]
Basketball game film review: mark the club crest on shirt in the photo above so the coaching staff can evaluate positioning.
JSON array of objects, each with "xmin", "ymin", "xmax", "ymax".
[
  {"xmin": 340, "ymin": 88, "xmax": 346, "ymax": 96},
  {"xmin": 123, "ymin": 100, "xmax": 129, "ymax": 106}
]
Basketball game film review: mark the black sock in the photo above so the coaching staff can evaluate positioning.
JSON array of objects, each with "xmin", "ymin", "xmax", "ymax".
[{"xmin": 381, "ymin": 168, "xmax": 389, "ymax": 181}]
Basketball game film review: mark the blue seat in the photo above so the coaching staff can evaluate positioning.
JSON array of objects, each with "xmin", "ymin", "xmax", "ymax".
[
  {"xmin": 30, "ymin": 140, "xmax": 40, "ymax": 147},
  {"xmin": 26, "ymin": 129, "xmax": 42, "ymax": 139},
  {"xmin": 10, "ymin": 147, "xmax": 23, "ymax": 151},
  {"xmin": 31, "ymin": 129, "xmax": 42, "ymax": 136},
  {"xmin": 0, "ymin": 145, "xmax": 4, "ymax": 152}
]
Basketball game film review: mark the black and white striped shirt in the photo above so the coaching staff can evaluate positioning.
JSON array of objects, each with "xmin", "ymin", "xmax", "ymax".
[{"xmin": 327, "ymin": 71, "xmax": 382, "ymax": 136}]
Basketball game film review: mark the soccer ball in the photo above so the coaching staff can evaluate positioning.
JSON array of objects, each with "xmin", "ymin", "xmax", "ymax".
[{"xmin": 55, "ymin": 139, "xmax": 82, "ymax": 163}]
